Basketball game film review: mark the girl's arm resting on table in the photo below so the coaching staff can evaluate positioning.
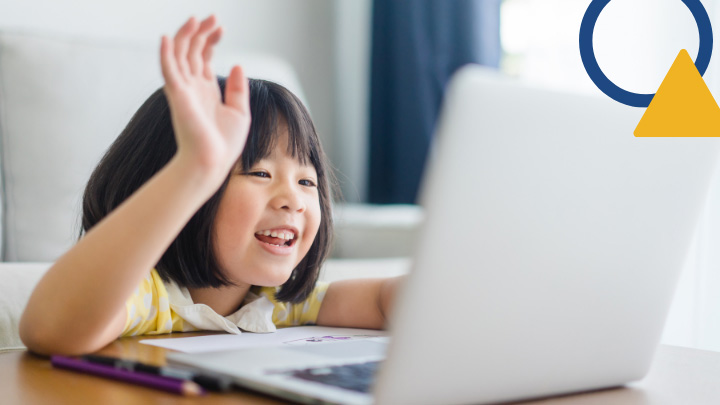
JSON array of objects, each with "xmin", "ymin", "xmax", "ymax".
[
  {"xmin": 19, "ymin": 156, "xmax": 223, "ymax": 356},
  {"xmin": 316, "ymin": 276, "xmax": 405, "ymax": 330}
]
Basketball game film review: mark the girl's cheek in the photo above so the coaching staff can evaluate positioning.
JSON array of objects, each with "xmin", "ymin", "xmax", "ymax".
[{"xmin": 306, "ymin": 208, "xmax": 321, "ymax": 247}]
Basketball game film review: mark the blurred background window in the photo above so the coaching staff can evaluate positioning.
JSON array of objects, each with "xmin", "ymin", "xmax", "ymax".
[{"xmin": 500, "ymin": 0, "xmax": 720, "ymax": 352}]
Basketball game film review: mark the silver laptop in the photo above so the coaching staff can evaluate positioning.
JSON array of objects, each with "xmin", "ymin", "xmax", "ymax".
[{"xmin": 168, "ymin": 65, "xmax": 720, "ymax": 405}]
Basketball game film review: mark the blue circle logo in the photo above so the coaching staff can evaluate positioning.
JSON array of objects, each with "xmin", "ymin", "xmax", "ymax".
[{"xmin": 579, "ymin": 0, "xmax": 713, "ymax": 108}]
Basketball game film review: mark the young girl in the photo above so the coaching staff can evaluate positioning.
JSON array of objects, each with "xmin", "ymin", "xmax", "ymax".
[{"xmin": 19, "ymin": 15, "xmax": 402, "ymax": 356}]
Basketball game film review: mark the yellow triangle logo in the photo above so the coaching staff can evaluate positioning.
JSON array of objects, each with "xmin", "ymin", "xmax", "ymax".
[{"xmin": 634, "ymin": 49, "xmax": 720, "ymax": 137}]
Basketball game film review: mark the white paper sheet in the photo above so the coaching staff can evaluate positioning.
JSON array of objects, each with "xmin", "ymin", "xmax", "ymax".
[{"xmin": 140, "ymin": 326, "xmax": 389, "ymax": 353}]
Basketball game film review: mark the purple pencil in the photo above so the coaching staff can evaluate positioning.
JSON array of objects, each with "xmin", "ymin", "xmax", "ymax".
[{"xmin": 51, "ymin": 355, "xmax": 205, "ymax": 396}]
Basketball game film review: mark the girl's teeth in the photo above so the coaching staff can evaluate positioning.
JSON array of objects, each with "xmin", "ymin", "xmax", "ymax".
[{"xmin": 256, "ymin": 230, "xmax": 295, "ymax": 240}]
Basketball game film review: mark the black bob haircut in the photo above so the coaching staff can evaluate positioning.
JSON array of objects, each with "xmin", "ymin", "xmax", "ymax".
[{"xmin": 80, "ymin": 78, "xmax": 336, "ymax": 303}]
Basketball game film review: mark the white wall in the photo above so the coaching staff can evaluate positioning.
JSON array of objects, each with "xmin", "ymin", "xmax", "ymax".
[{"xmin": 0, "ymin": 0, "xmax": 349, "ymax": 195}]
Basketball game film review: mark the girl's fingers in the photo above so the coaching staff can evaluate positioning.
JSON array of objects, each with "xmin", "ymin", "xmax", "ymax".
[
  {"xmin": 173, "ymin": 17, "xmax": 198, "ymax": 79},
  {"xmin": 188, "ymin": 15, "xmax": 217, "ymax": 76},
  {"xmin": 160, "ymin": 36, "xmax": 180, "ymax": 89},
  {"xmin": 202, "ymin": 27, "xmax": 223, "ymax": 80},
  {"xmin": 225, "ymin": 65, "xmax": 250, "ymax": 114}
]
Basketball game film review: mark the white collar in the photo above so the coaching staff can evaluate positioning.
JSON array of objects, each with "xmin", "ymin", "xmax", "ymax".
[{"xmin": 164, "ymin": 280, "xmax": 277, "ymax": 334}]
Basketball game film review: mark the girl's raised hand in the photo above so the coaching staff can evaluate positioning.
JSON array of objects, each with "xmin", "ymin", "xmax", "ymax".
[{"xmin": 160, "ymin": 16, "xmax": 251, "ymax": 180}]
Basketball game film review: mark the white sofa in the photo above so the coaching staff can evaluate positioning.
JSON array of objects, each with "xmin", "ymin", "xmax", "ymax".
[{"xmin": 0, "ymin": 31, "xmax": 417, "ymax": 352}]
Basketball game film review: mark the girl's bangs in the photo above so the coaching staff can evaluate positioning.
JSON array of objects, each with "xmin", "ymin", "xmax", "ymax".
[{"xmin": 239, "ymin": 81, "xmax": 318, "ymax": 172}]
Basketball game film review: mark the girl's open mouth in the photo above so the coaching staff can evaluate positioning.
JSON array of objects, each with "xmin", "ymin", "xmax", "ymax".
[{"xmin": 254, "ymin": 229, "xmax": 297, "ymax": 248}]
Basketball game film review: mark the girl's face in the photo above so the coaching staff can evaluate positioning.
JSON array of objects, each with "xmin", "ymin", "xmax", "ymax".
[{"xmin": 213, "ymin": 125, "xmax": 322, "ymax": 287}]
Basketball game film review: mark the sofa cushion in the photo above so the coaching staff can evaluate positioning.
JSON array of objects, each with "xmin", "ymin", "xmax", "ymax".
[
  {"xmin": 0, "ymin": 32, "xmax": 162, "ymax": 262},
  {"xmin": 0, "ymin": 31, "xmax": 305, "ymax": 261},
  {"xmin": 0, "ymin": 262, "xmax": 50, "ymax": 352}
]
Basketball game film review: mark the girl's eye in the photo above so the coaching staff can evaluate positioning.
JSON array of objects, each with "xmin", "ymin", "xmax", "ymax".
[
  {"xmin": 299, "ymin": 179, "xmax": 317, "ymax": 187},
  {"xmin": 247, "ymin": 171, "xmax": 270, "ymax": 178}
]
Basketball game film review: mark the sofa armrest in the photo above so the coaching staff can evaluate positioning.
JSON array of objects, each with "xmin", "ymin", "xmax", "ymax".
[
  {"xmin": 319, "ymin": 258, "xmax": 411, "ymax": 283},
  {"xmin": 332, "ymin": 204, "xmax": 424, "ymax": 259}
]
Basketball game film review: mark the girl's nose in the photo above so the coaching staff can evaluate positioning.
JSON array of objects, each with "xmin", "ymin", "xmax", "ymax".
[{"xmin": 271, "ymin": 184, "xmax": 305, "ymax": 213}]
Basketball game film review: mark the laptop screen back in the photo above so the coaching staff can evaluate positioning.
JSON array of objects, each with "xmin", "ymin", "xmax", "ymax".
[{"xmin": 374, "ymin": 66, "xmax": 720, "ymax": 405}]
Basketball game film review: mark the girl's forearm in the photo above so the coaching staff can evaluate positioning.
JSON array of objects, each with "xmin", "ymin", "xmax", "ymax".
[
  {"xmin": 317, "ymin": 276, "xmax": 404, "ymax": 330},
  {"xmin": 20, "ymin": 155, "xmax": 223, "ymax": 355},
  {"xmin": 379, "ymin": 276, "xmax": 404, "ymax": 328}
]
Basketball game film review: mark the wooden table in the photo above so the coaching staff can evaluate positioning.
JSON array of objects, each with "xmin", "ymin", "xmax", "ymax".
[{"xmin": 2, "ymin": 334, "xmax": 720, "ymax": 404}]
